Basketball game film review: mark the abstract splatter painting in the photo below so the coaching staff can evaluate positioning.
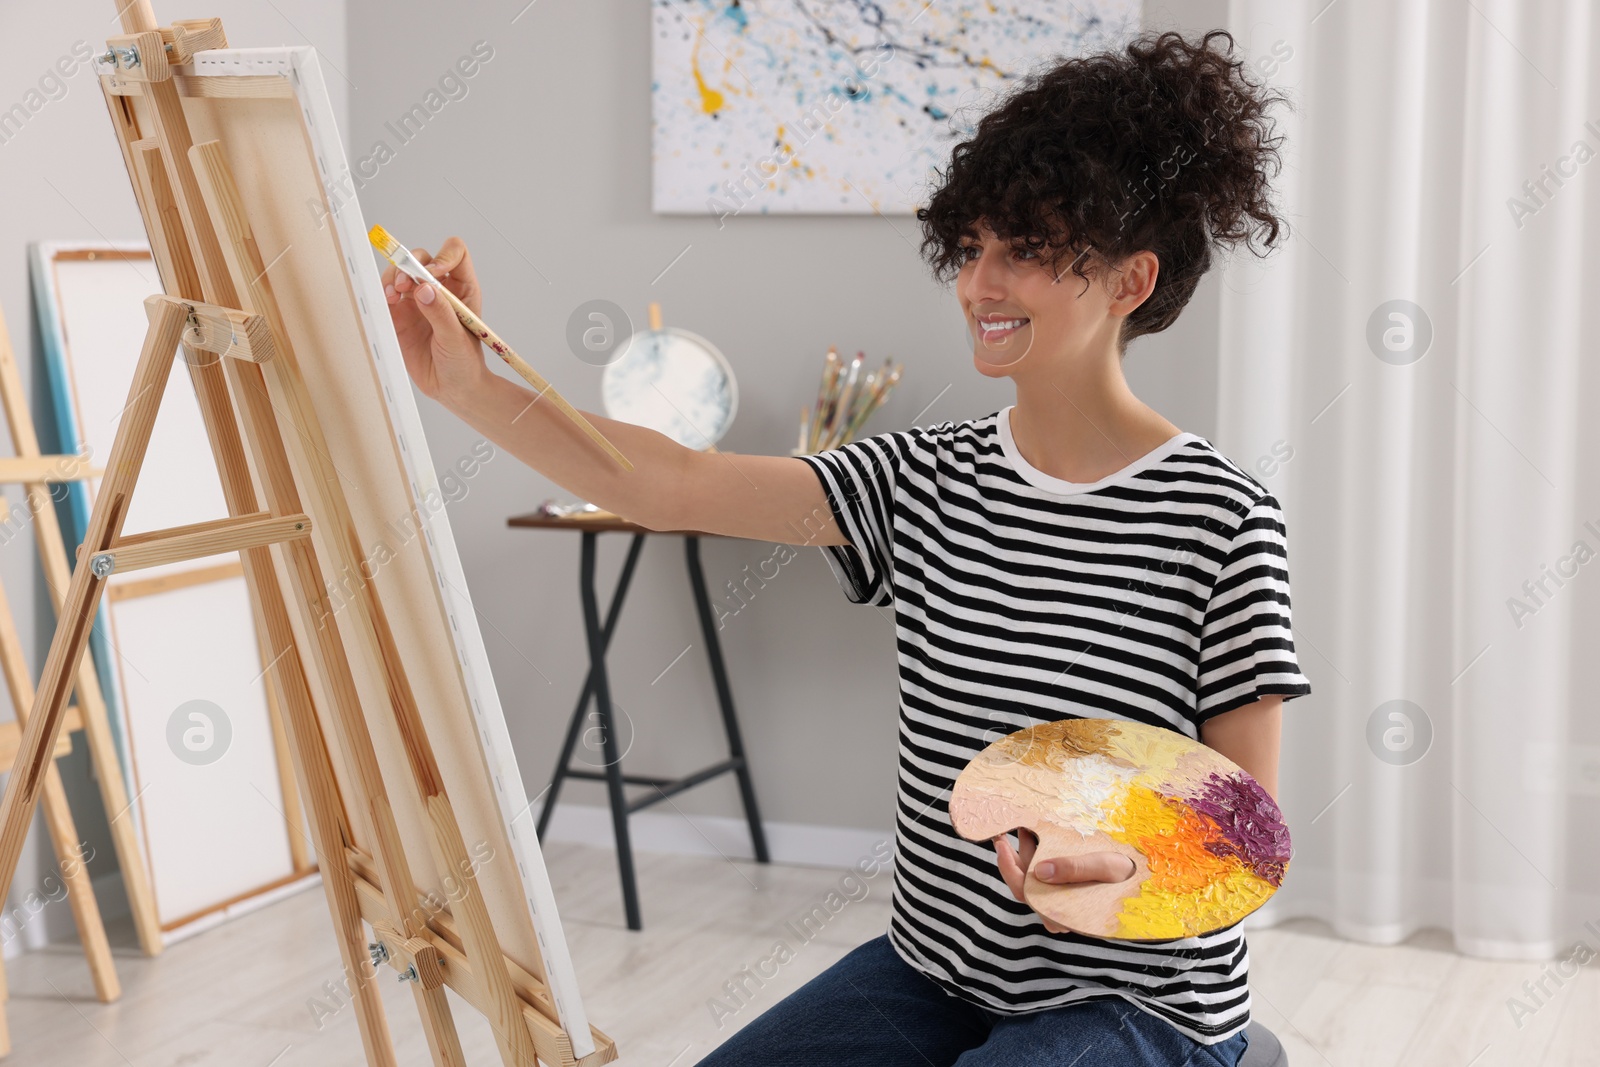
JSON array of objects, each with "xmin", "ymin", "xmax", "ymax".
[
  {"xmin": 652, "ymin": 1, "xmax": 1141, "ymax": 215},
  {"xmin": 950, "ymin": 718, "xmax": 1290, "ymax": 940}
]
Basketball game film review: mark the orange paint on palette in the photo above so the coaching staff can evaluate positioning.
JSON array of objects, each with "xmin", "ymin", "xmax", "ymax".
[{"xmin": 1106, "ymin": 784, "xmax": 1276, "ymax": 939}]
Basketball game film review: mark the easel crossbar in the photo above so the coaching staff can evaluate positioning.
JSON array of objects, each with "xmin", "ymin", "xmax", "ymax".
[
  {"xmin": 0, "ymin": 456, "xmax": 97, "ymax": 483},
  {"xmin": 91, "ymin": 511, "xmax": 310, "ymax": 575}
]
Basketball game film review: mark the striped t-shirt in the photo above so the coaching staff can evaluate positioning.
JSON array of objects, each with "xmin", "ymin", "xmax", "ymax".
[{"xmin": 797, "ymin": 407, "xmax": 1312, "ymax": 1045}]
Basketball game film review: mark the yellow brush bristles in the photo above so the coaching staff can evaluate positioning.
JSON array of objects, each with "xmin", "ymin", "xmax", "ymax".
[{"xmin": 367, "ymin": 224, "xmax": 401, "ymax": 261}]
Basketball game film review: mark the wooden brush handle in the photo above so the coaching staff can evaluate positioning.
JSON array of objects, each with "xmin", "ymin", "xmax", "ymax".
[{"xmin": 433, "ymin": 285, "xmax": 634, "ymax": 472}]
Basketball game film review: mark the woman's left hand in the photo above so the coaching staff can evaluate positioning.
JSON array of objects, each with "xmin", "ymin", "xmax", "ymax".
[{"xmin": 992, "ymin": 830, "xmax": 1138, "ymax": 934}]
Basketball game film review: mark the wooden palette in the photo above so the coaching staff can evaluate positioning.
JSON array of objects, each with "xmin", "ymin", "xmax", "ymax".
[{"xmin": 949, "ymin": 718, "xmax": 1291, "ymax": 940}]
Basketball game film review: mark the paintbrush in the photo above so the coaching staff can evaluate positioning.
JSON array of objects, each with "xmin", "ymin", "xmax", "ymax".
[
  {"xmin": 841, "ymin": 361, "xmax": 901, "ymax": 445},
  {"xmin": 833, "ymin": 350, "xmax": 865, "ymax": 433},
  {"xmin": 805, "ymin": 345, "xmax": 838, "ymax": 452},
  {"xmin": 369, "ymin": 225, "xmax": 633, "ymax": 471},
  {"xmin": 798, "ymin": 348, "xmax": 903, "ymax": 452}
]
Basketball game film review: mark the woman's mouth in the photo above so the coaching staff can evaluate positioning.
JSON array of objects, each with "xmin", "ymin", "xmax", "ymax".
[{"xmin": 977, "ymin": 316, "xmax": 1030, "ymax": 343}]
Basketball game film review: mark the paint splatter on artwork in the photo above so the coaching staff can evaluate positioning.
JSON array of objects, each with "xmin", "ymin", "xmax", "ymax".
[{"xmin": 650, "ymin": 1, "xmax": 1141, "ymax": 214}]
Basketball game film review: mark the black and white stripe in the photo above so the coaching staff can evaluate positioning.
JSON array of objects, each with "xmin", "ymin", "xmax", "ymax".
[{"xmin": 798, "ymin": 407, "xmax": 1311, "ymax": 1046}]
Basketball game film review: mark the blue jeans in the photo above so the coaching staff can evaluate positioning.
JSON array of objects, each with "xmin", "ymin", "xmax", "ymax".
[{"xmin": 697, "ymin": 936, "xmax": 1251, "ymax": 1066}]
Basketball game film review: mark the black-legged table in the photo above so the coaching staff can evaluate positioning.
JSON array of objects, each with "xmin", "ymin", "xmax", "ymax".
[{"xmin": 506, "ymin": 511, "xmax": 770, "ymax": 930}]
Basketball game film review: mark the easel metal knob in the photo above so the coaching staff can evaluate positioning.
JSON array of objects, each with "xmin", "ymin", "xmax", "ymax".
[{"xmin": 369, "ymin": 923, "xmax": 445, "ymax": 990}]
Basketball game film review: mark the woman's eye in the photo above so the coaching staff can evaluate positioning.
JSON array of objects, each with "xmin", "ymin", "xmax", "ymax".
[
  {"xmin": 957, "ymin": 245, "xmax": 980, "ymax": 263},
  {"xmin": 1011, "ymin": 246, "xmax": 1038, "ymax": 261}
]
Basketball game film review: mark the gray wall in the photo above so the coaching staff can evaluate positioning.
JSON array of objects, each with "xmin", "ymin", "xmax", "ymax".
[
  {"xmin": 0, "ymin": 0, "xmax": 346, "ymax": 946},
  {"xmin": 344, "ymin": 0, "xmax": 1228, "ymax": 837}
]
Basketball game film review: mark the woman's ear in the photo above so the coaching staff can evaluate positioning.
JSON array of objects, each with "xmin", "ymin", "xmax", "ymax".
[{"xmin": 1106, "ymin": 249, "xmax": 1160, "ymax": 315}]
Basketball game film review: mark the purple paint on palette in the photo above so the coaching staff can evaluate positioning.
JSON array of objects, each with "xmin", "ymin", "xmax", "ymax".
[{"xmin": 1189, "ymin": 771, "xmax": 1291, "ymax": 887}]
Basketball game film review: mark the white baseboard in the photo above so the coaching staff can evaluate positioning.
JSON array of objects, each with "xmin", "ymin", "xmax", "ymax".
[{"xmin": 542, "ymin": 803, "xmax": 892, "ymax": 869}]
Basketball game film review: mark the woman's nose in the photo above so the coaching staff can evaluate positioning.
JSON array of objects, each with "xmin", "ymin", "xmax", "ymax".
[{"xmin": 965, "ymin": 249, "xmax": 1010, "ymax": 302}]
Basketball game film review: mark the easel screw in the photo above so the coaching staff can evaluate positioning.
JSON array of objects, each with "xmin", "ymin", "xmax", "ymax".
[
  {"xmin": 97, "ymin": 45, "xmax": 144, "ymax": 70},
  {"xmin": 398, "ymin": 965, "xmax": 419, "ymax": 983},
  {"xmin": 96, "ymin": 40, "xmax": 178, "ymax": 72},
  {"xmin": 368, "ymin": 941, "xmax": 389, "ymax": 967},
  {"xmin": 89, "ymin": 554, "xmax": 115, "ymax": 579}
]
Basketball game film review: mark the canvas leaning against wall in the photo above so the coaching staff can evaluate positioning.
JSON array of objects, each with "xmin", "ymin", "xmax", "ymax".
[{"xmin": 650, "ymin": 0, "xmax": 1141, "ymax": 216}]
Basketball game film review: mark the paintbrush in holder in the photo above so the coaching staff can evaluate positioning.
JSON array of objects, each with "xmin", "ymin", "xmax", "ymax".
[{"xmin": 795, "ymin": 344, "xmax": 904, "ymax": 454}]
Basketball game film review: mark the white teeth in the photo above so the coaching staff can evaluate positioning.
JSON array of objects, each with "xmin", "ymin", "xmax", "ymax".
[{"xmin": 981, "ymin": 318, "xmax": 1027, "ymax": 332}]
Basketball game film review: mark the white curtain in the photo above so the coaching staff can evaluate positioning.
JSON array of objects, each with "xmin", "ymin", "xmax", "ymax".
[{"xmin": 1217, "ymin": 0, "xmax": 1599, "ymax": 958}]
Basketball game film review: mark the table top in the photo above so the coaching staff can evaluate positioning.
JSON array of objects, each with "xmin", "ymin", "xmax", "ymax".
[{"xmin": 506, "ymin": 509, "xmax": 716, "ymax": 537}]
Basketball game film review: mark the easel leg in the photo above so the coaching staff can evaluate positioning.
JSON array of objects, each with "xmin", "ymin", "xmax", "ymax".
[
  {"xmin": 0, "ymin": 950, "xmax": 9, "ymax": 1056},
  {"xmin": 579, "ymin": 534, "xmax": 642, "ymax": 931},
  {"xmin": 0, "ymin": 302, "xmax": 163, "ymax": 960},
  {"xmin": 34, "ymin": 773, "xmax": 118, "ymax": 1002},
  {"xmin": 239, "ymin": 546, "xmax": 400, "ymax": 1067},
  {"xmin": 258, "ymin": 647, "xmax": 313, "ymax": 873},
  {"xmin": 685, "ymin": 537, "xmax": 770, "ymax": 863},
  {"xmin": 0, "ymin": 552, "xmax": 119, "ymax": 1000},
  {"xmin": 0, "ymin": 297, "xmax": 187, "ymax": 973}
]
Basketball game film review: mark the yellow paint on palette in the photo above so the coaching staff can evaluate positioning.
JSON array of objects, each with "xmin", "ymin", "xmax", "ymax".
[{"xmin": 1105, "ymin": 784, "xmax": 1276, "ymax": 939}]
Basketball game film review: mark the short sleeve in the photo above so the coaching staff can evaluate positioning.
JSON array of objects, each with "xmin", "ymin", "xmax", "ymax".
[
  {"xmin": 796, "ymin": 432, "xmax": 908, "ymax": 606},
  {"xmin": 1194, "ymin": 493, "xmax": 1313, "ymax": 723}
]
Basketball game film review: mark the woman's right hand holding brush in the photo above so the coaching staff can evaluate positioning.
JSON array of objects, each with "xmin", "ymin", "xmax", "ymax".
[{"xmin": 381, "ymin": 235, "xmax": 488, "ymax": 405}]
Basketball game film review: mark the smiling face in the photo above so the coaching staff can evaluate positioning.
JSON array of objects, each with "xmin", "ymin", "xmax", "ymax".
[{"xmin": 955, "ymin": 220, "xmax": 1145, "ymax": 379}]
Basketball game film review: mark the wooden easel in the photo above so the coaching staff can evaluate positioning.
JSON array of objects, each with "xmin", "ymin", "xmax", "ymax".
[
  {"xmin": 0, "ymin": 5, "xmax": 613, "ymax": 1065},
  {"xmin": 30, "ymin": 242, "xmax": 316, "ymax": 932},
  {"xmin": 0, "ymin": 303, "xmax": 168, "ymax": 1050}
]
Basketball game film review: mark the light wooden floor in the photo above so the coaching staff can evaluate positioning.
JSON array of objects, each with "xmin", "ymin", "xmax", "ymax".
[{"xmin": 6, "ymin": 841, "xmax": 1597, "ymax": 1065}]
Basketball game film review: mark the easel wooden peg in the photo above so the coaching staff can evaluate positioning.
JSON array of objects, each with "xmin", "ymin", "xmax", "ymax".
[{"xmin": 162, "ymin": 18, "xmax": 226, "ymax": 64}]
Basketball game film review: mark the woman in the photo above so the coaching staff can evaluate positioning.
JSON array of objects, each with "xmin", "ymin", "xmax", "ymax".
[{"xmin": 384, "ymin": 27, "xmax": 1308, "ymax": 1067}]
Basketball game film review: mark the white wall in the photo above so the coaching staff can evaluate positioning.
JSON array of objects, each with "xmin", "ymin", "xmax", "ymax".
[{"xmin": 0, "ymin": 0, "xmax": 346, "ymax": 951}]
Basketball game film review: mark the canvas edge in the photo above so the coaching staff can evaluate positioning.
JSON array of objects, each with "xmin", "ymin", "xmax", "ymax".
[{"xmin": 184, "ymin": 45, "xmax": 596, "ymax": 1056}]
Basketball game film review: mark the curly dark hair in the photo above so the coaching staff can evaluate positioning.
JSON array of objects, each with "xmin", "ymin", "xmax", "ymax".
[{"xmin": 917, "ymin": 29, "xmax": 1291, "ymax": 350}]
